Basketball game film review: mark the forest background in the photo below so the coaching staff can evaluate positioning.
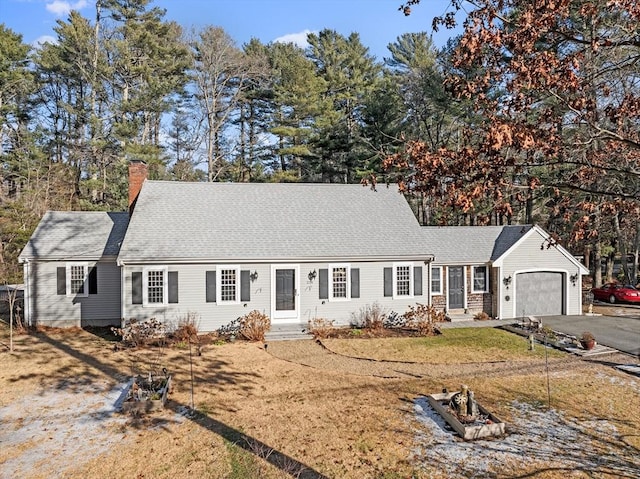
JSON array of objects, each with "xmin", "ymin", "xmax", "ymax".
[{"xmin": 1, "ymin": 0, "xmax": 639, "ymax": 289}]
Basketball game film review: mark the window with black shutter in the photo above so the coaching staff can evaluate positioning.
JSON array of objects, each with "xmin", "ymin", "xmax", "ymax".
[
  {"xmin": 206, "ymin": 271, "xmax": 216, "ymax": 302},
  {"xmin": 132, "ymin": 272, "xmax": 143, "ymax": 304},
  {"xmin": 205, "ymin": 271, "xmax": 216, "ymax": 303},
  {"xmin": 319, "ymin": 269, "xmax": 328, "ymax": 299},
  {"xmin": 240, "ymin": 270, "xmax": 251, "ymax": 302},
  {"xmin": 57, "ymin": 267, "xmax": 66, "ymax": 295},
  {"xmin": 351, "ymin": 268, "xmax": 360, "ymax": 299},
  {"xmin": 383, "ymin": 267, "xmax": 392, "ymax": 297},
  {"xmin": 88, "ymin": 267, "xmax": 98, "ymax": 295},
  {"xmin": 168, "ymin": 271, "xmax": 179, "ymax": 303}
]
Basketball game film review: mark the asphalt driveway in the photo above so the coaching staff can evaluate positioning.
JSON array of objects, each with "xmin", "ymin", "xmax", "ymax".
[{"xmin": 540, "ymin": 310, "xmax": 640, "ymax": 357}]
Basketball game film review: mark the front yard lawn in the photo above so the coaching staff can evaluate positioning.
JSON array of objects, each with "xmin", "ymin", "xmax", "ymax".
[
  {"xmin": 1, "ymin": 324, "xmax": 638, "ymax": 479},
  {"xmin": 322, "ymin": 327, "xmax": 566, "ymax": 363}
]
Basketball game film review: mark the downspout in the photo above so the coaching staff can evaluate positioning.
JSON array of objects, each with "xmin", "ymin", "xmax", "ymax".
[
  {"xmin": 425, "ymin": 255, "xmax": 435, "ymax": 307},
  {"xmin": 23, "ymin": 261, "xmax": 31, "ymax": 327},
  {"xmin": 119, "ymin": 262, "xmax": 126, "ymax": 327},
  {"xmin": 464, "ymin": 265, "xmax": 468, "ymax": 313},
  {"xmin": 427, "ymin": 262, "xmax": 431, "ymax": 307},
  {"xmin": 496, "ymin": 266, "xmax": 502, "ymax": 320},
  {"xmin": 444, "ymin": 266, "xmax": 449, "ymax": 312}
]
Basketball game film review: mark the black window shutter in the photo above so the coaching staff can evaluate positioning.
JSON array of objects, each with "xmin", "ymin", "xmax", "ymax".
[
  {"xmin": 351, "ymin": 268, "xmax": 360, "ymax": 298},
  {"xmin": 206, "ymin": 271, "xmax": 216, "ymax": 303},
  {"xmin": 168, "ymin": 271, "xmax": 179, "ymax": 303},
  {"xmin": 319, "ymin": 269, "xmax": 328, "ymax": 299},
  {"xmin": 240, "ymin": 270, "xmax": 250, "ymax": 302},
  {"xmin": 414, "ymin": 266, "xmax": 422, "ymax": 296},
  {"xmin": 132, "ymin": 272, "xmax": 143, "ymax": 304},
  {"xmin": 57, "ymin": 267, "xmax": 66, "ymax": 295},
  {"xmin": 88, "ymin": 267, "xmax": 98, "ymax": 295},
  {"xmin": 384, "ymin": 267, "xmax": 392, "ymax": 297}
]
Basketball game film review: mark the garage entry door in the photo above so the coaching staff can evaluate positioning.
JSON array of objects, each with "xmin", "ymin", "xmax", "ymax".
[{"xmin": 515, "ymin": 272, "xmax": 564, "ymax": 316}]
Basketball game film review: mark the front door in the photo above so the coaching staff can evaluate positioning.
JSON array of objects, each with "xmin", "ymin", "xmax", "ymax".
[
  {"xmin": 448, "ymin": 266, "xmax": 464, "ymax": 309},
  {"xmin": 272, "ymin": 265, "xmax": 299, "ymax": 322}
]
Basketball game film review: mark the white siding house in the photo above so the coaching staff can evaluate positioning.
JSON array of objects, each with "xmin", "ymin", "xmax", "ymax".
[
  {"xmin": 19, "ymin": 211, "xmax": 128, "ymax": 327},
  {"xmin": 116, "ymin": 181, "xmax": 434, "ymax": 330},
  {"xmin": 423, "ymin": 225, "xmax": 588, "ymax": 320},
  {"xmin": 19, "ymin": 162, "xmax": 588, "ymax": 329}
]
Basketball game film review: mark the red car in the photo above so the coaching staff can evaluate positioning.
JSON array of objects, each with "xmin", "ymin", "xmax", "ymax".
[{"xmin": 591, "ymin": 282, "xmax": 640, "ymax": 304}]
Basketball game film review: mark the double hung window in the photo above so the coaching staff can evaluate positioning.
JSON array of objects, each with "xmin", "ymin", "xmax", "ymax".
[
  {"xmin": 146, "ymin": 269, "xmax": 165, "ymax": 304},
  {"xmin": 68, "ymin": 263, "xmax": 88, "ymax": 296},
  {"xmin": 218, "ymin": 266, "xmax": 240, "ymax": 304},
  {"xmin": 431, "ymin": 266, "xmax": 442, "ymax": 295},
  {"xmin": 330, "ymin": 264, "xmax": 350, "ymax": 300},
  {"xmin": 472, "ymin": 266, "xmax": 488, "ymax": 293},
  {"xmin": 392, "ymin": 263, "xmax": 414, "ymax": 298}
]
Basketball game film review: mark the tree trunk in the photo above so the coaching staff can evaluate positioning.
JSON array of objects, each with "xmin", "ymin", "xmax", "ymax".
[
  {"xmin": 525, "ymin": 186, "xmax": 533, "ymax": 224},
  {"xmin": 605, "ymin": 249, "xmax": 615, "ymax": 282},
  {"xmin": 207, "ymin": 111, "xmax": 215, "ymax": 182},
  {"xmin": 633, "ymin": 222, "xmax": 640, "ymax": 286},
  {"xmin": 583, "ymin": 245, "xmax": 590, "ymax": 270},
  {"xmin": 593, "ymin": 207, "xmax": 602, "ymax": 287},
  {"xmin": 612, "ymin": 213, "xmax": 631, "ymax": 283}
]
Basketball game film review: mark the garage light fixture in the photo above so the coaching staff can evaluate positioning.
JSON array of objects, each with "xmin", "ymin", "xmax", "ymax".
[
  {"xmin": 570, "ymin": 273, "xmax": 579, "ymax": 286},
  {"xmin": 503, "ymin": 276, "xmax": 512, "ymax": 288}
]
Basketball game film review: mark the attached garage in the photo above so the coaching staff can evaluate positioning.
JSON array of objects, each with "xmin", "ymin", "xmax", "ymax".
[
  {"xmin": 515, "ymin": 271, "xmax": 565, "ymax": 316},
  {"xmin": 425, "ymin": 225, "xmax": 588, "ymax": 320}
]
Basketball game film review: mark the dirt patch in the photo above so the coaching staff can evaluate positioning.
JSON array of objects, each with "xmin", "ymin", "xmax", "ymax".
[
  {"xmin": 0, "ymin": 380, "xmax": 131, "ymax": 476},
  {"xmin": 1, "ymin": 325, "xmax": 639, "ymax": 479},
  {"xmin": 413, "ymin": 397, "xmax": 639, "ymax": 477}
]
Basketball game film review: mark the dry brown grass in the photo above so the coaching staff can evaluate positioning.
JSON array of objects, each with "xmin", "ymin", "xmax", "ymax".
[
  {"xmin": 322, "ymin": 327, "xmax": 566, "ymax": 363},
  {"xmin": 1, "ymin": 323, "xmax": 638, "ymax": 479}
]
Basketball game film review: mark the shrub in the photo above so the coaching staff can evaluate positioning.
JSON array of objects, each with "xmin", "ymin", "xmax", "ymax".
[
  {"xmin": 111, "ymin": 318, "xmax": 166, "ymax": 347},
  {"xmin": 350, "ymin": 302, "xmax": 387, "ymax": 331},
  {"xmin": 473, "ymin": 311, "xmax": 491, "ymax": 321},
  {"xmin": 238, "ymin": 310, "xmax": 271, "ymax": 342},
  {"xmin": 172, "ymin": 311, "xmax": 200, "ymax": 343},
  {"xmin": 383, "ymin": 310, "xmax": 406, "ymax": 328},
  {"xmin": 307, "ymin": 317, "xmax": 335, "ymax": 339},
  {"xmin": 217, "ymin": 318, "xmax": 242, "ymax": 339},
  {"xmin": 401, "ymin": 303, "xmax": 446, "ymax": 336}
]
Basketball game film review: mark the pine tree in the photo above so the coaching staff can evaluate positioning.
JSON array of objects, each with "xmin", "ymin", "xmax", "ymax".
[{"xmin": 307, "ymin": 30, "xmax": 382, "ymax": 183}]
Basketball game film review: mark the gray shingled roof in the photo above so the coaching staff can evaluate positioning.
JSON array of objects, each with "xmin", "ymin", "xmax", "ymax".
[
  {"xmin": 19, "ymin": 211, "xmax": 129, "ymax": 261},
  {"xmin": 118, "ymin": 181, "xmax": 430, "ymax": 262},
  {"xmin": 422, "ymin": 225, "xmax": 532, "ymax": 264}
]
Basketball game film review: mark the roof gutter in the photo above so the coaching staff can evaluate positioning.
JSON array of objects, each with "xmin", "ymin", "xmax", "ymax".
[
  {"xmin": 117, "ymin": 254, "xmax": 436, "ymax": 266},
  {"xmin": 20, "ymin": 255, "xmax": 119, "ymax": 263}
]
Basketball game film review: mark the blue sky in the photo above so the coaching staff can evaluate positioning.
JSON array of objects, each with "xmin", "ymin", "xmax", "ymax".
[{"xmin": 1, "ymin": 0, "xmax": 461, "ymax": 60}]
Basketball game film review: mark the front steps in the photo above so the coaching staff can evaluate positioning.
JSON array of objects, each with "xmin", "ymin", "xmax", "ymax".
[
  {"xmin": 447, "ymin": 309, "xmax": 476, "ymax": 322},
  {"xmin": 265, "ymin": 323, "xmax": 312, "ymax": 341}
]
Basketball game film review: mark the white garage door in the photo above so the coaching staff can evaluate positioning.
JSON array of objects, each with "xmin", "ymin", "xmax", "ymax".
[{"xmin": 515, "ymin": 272, "xmax": 564, "ymax": 316}]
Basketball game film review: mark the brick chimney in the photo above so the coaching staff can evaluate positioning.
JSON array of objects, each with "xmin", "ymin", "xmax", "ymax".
[{"xmin": 128, "ymin": 160, "xmax": 148, "ymax": 213}]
